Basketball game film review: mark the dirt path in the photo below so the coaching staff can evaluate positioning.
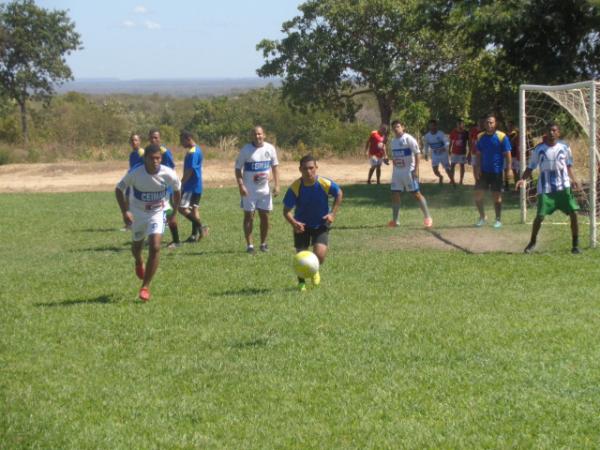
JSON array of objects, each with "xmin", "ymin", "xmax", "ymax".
[{"xmin": 0, "ymin": 158, "xmax": 474, "ymax": 193}]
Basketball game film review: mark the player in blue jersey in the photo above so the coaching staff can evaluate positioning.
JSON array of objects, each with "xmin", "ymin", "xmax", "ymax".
[
  {"xmin": 474, "ymin": 114, "xmax": 512, "ymax": 228},
  {"xmin": 116, "ymin": 144, "xmax": 182, "ymax": 301},
  {"xmin": 235, "ymin": 126, "xmax": 280, "ymax": 253},
  {"xmin": 283, "ymin": 154, "xmax": 343, "ymax": 291},
  {"xmin": 128, "ymin": 133, "xmax": 144, "ymax": 169},
  {"xmin": 149, "ymin": 128, "xmax": 181, "ymax": 248},
  {"xmin": 516, "ymin": 122, "xmax": 581, "ymax": 254},
  {"xmin": 178, "ymin": 130, "xmax": 208, "ymax": 243}
]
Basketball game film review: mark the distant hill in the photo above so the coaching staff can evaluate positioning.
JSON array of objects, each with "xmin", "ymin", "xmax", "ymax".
[{"xmin": 56, "ymin": 77, "xmax": 281, "ymax": 97}]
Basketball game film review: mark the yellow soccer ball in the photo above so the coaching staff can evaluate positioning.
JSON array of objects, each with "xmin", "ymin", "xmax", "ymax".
[{"xmin": 293, "ymin": 251, "xmax": 319, "ymax": 279}]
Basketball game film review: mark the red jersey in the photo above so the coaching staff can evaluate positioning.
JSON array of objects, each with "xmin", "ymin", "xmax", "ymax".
[
  {"xmin": 509, "ymin": 130, "xmax": 520, "ymax": 159},
  {"xmin": 449, "ymin": 128, "xmax": 469, "ymax": 155},
  {"xmin": 367, "ymin": 130, "xmax": 386, "ymax": 158},
  {"xmin": 468, "ymin": 126, "xmax": 480, "ymax": 154}
]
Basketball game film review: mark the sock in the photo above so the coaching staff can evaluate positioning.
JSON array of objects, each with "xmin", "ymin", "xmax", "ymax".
[
  {"xmin": 418, "ymin": 196, "xmax": 430, "ymax": 219},
  {"xmin": 169, "ymin": 223, "xmax": 180, "ymax": 243},
  {"xmin": 192, "ymin": 221, "xmax": 198, "ymax": 236},
  {"xmin": 392, "ymin": 204, "xmax": 400, "ymax": 223},
  {"xmin": 494, "ymin": 202, "xmax": 502, "ymax": 221},
  {"xmin": 573, "ymin": 235, "xmax": 579, "ymax": 248},
  {"xmin": 298, "ymin": 277, "xmax": 305, "ymax": 283}
]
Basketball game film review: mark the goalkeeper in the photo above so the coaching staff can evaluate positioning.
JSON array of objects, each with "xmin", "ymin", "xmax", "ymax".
[{"xmin": 516, "ymin": 122, "xmax": 581, "ymax": 254}]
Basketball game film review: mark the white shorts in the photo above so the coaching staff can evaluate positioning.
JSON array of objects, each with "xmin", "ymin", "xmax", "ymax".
[
  {"xmin": 451, "ymin": 155, "xmax": 467, "ymax": 165},
  {"xmin": 241, "ymin": 192, "xmax": 273, "ymax": 212},
  {"xmin": 370, "ymin": 156, "xmax": 383, "ymax": 168},
  {"xmin": 470, "ymin": 154, "xmax": 478, "ymax": 167},
  {"xmin": 391, "ymin": 170, "xmax": 419, "ymax": 192},
  {"xmin": 131, "ymin": 209, "xmax": 166, "ymax": 242},
  {"xmin": 431, "ymin": 152, "xmax": 450, "ymax": 169}
]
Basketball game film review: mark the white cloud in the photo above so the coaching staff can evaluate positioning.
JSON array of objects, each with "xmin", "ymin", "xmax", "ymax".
[
  {"xmin": 144, "ymin": 20, "xmax": 161, "ymax": 30},
  {"xmin": 133, "ymin": 5, "xmax": 148, "ymax": 14},
  {"xmin": 122, "ymin": 19, "xmax": 136, "ymax": 28}
]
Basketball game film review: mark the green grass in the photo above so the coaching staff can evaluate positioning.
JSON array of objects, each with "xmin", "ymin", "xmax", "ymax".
[{"xmin": 2, "ymin": 183, "xmax": 600, "ymax": 449}]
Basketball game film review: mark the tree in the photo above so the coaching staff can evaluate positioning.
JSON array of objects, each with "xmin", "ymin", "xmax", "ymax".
[
  {"xmin": 257, "ymin": 0, "xmax": 470, "ymax": 126},
  {"xmin": 0, "ymin": 0, "xmax": 81, "ymax": 145}
]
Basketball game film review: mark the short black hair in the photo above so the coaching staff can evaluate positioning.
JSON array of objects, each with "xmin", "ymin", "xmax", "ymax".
[
  {"xmin": 299, "ymin": 154, "xmax": 316, "ymax": 167},
  {"xmin": 546, "ymin": 121, "xmax": 560, "ymax": 130},
  {"xmin": 391, "ymin": 119, "xmax": 402, "ymax": 127},
  {"xmin": 428, "ymin": 119, "xmax": 437, "ymax": 125},
  {"xmin": 144, "ymin": 144, "xmax": 162, "ymax": 156},
  {"xmin": 180, "ymin": 130, "xmax": 194, "ymax": 141},
  {"xmin": 148, "ymin": 128, "xmax": 160, "ymax": 136}
]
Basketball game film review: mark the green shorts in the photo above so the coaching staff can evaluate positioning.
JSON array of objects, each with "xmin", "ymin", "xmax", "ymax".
[{"xmin": 536, "ymin": 188, "xmax": 579, "ymax": 217}]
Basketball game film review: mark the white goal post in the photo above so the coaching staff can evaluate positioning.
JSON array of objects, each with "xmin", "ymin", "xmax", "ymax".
[{"xmin": 519, "ymin": 80, "xmax": 599, "ymax": 248}]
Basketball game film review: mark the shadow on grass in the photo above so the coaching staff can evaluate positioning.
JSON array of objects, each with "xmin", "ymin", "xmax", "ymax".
[
  {"xmin": 336, "ymin": 224, "xmax": 385, "ymax": 231},
  {"xmin": 72, "ymin": 245, "xmax": 129, "ymax": 253},
  {"xmin": 211, "ymin": 287, "xmax": 272, "ymax": 297},
  {"xmin": 78, "ymin": 227, "xmax": 123, "ymax": 233},
  {"xmin": 35, "ymin": 294, "xmax": 114, "ymax": 308},
  {"xmin": 175, "ymin": 249, "xmax": 239, "ymax": 256},
  {"xmin": 426, "ymin": 230, "xmax": 473, "ymax": 254},
  {"xmin": 229, "ymin": 337, "xmax": 270, "ymax": 349}
]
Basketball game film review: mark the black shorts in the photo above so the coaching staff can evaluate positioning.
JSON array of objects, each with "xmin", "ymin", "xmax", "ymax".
[
  {"xmin": 476, "ymin": 172, "xmax": 503, "ymax": 192},
  {"xmin": 180, "ymin": 192, "xmax": 202, "ymax": 208},
  {"xmin": 294, "ymin": 225, "xmax": 330, "ymax": 250}
]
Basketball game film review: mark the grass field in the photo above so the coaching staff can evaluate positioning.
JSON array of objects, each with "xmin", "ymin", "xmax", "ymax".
[{"xmin": 2, "ymin": 183, "xmax": 600, "ymax": 449}]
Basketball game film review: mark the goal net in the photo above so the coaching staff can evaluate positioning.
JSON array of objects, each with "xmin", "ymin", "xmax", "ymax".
[{"xmin": 519, "ymin": 81, "xmax": 599, "ymax": 248}]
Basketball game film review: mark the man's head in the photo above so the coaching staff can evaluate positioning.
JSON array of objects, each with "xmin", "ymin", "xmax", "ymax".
[
  {"xmin": 456, "ymin": 118, "xmax": 465, "ymax": 131},
  {"xmin": 484, "ymin": 115, "xmax": 496, "ymax": 134},
  {"xmin": 252, "ymin": 126, "xmax": 265, "ymax": 147},
  {"xmin": 144, "ymin": 144, "xmax": 162, "ymax": 173},
  {"xmin": 546, "ymin": 122, "xmax": 561, "ymax": 144},
  {"xmin": 428, "ymin": 119, "xmax": 438, "ymax": 133},
  {"xmin": 299, "ymin": 154, "xmax": 318, "ymax": 184},
  {"xmin": 129, "ymin": 133, "xmax": 141, "ymax": 149},
  {"xmin": 179, "ymin": 130, "xmax": 195, "ymax": 148},
  {"xmin": 378, "ymin": 124, "xmax": 388, "ymax": 137},
  {"xmin": 149, "ymin": 128, "xmax": 161, "ymax": 145},
  {"xmin": 391, "ymin": 119, "xmax": 404, "ymax": 136}
]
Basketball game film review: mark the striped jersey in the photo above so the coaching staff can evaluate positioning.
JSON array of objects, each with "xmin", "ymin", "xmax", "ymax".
[
  {"xmin": 422, "ymin": 131, "xmax": 449, "ymax": 156},
  {"xmin": 528, "ymin": 141, "xmax": 573, "ymax": 194},
  {"xmin": 235, "ymin": 142, "xmax": 279, "ymax": 195},
  {"xmin": 117, "ymin": 164, "xmax": 181, "ymax": 213},
  {"xmin": 390, "ymin": 133, "xmax": 420, "ymax": 173}
]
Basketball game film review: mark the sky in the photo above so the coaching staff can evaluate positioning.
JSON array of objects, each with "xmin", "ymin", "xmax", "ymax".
[{"xmin": 36, "ymin": 0, "xmax": 304, "ymax": 80}]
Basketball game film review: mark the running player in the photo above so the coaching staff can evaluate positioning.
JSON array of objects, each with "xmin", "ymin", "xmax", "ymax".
[
  {"xmin": 148, "ymin": 128, "xmax": 181, "ymax": 249},
  {"xmin": 516, "ymin": 122, "xmax": 580, "ymax": 254},
  {"xmin": 234, "ymin": 126, "xmax": 280, "ymax": 253},
  {"xmin": 365, "ymin": 124, "xmax": 389, "ymax": 184},
  {"xmin": 449, "ymin": 118, "xmax": 469, "ymax": 185},
  {"xmin": 388, "ymin": 119, "xmax": 432, "ymax": 228},
  {"xmin": 422, "ymin": 119, "xmax": 452, "ymax": 185},
  {"xmin": 474, "ymin": 114, "xmax": 512, "ymax": 228},
  {"xmin": 178, "ymin": 130, "xmax": 208, "ymax": 243},
  {"xmin": 115, "ymin": 144, "xmax": 182, "ymax": 301},
  {"xmin": 283, "ymin": 154, "xmax": 343, "ymax": 291}
]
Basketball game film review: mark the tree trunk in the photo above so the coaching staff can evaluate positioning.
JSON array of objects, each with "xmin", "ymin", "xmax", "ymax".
[
  {"xmin": 18, "ymin": 99, "xmax": 28, "ymax": 148},
  {"xmin": 376, "ymin": 94, "xmax": 393, "ymax": 126}
]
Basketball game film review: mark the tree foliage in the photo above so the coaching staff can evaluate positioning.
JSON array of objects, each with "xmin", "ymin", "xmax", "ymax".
[{"xmin": 0, "ymin": 0, "xmax": 81, "ymax": 144}]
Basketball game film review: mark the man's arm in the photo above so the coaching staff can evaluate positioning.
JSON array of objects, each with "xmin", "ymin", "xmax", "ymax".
[
  {"xmin": 323, "ymin": 189, "xmax": 343, "ymax": 225},
  {"xmin": 515, "ymin": 167, "xmax": 533, "ymax": 190},
  {"xmin": 414, "ymin": 153, "xmax": 420, "ymax": 178},
  {"xmin": 283, "ymin": 206, "xmax": 304, "ymax": 233},
  {"xmin": 272, "ymin": 165, "xmax": 280, "ymax": 196},
  {"xmin": 171, "ymin": 189, "xmax": 181, "ymax": 212},
  {"xmin": 567, "ymin": 166, "xmax": 579, "ymax": 190},
  {"xmin": 115, "ymin": 187, "xmax": 133, "ymax": 226},
  {"xmin": 235, "ymin": 168, "xmax": 248, "ymax": 196},
  {"xmin": 181, "ymin": 168, "xmax": 193, "ymax": 186}
]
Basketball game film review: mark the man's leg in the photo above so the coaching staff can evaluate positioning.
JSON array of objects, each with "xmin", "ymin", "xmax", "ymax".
[
  {"xmin": 179, "ymin": 205, "xmax": 205, "ymax": 242},
  {"xmin": 444, "ymin": 162, "xmax": 454, "ymax": 186},
  {"xmin": 414, "ymin": 191, "xmax": 432, "ymax": 226},
  {"xmin": 132, "ymin": 239, "xmax": 145, "ymax": 279},
  {"xmin": 525, "ymin": 215, "xmax": 544, "ymax": 253},
  {"xmin": 432, "ymin": 164, "xmax": 443, "ymax": 184},
  {"xmin": 450, "ymin": 163, "xmax": 457, "ymax": 185},
  {"xmin": 258, "ymin": 209, "xmax": 270, "ymax": 250},
  {"xmin": 474, "ymin": 189, "xmax": 486, "ymax": 224},
  {"xmin": 313, "ymin": 243, "xmax": 328, "ymax": 265},
  {"xmin": 459, "ymin": 164, "xmax": 465, "ymax": 184},
  {"xmin": 375, "ymin": 166, "xmax": 382, "ymax": 184},
  {"xmin": 243, "ymin": 210, "xmax": 255, "ymax": 252},
  {"xmin": 569, "ymin": 211, "xmax": 580, "ymax": 253},
  {"xmin": 492, "ymin": 191, "xmax": 503, "ymax": 227},
  {"xmin": 367, "ymin": 167, "xmax": 375, "ymax": 184},
  {"xmin": 139, "ymin": 233, "xmax": 161, "ymax": 299},
  {"xmin": 389, "ymin": 191, "xmax": 401, "ymax": 226}
]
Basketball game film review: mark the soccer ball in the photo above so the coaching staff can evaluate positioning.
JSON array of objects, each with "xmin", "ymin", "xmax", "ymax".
[{"xmin": 293, "ymin": 251, "xmax": 319, "ymax": 278}]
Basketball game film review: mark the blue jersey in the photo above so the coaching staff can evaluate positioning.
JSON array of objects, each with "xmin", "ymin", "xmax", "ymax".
[
  {"xmin": 476, "ymin": 131, "xmax": 511, "ymax": 174},
  {"xmin": 183, "ymin": 145, "xmax": 203, "ymax": 194},
  {"xmin": 160, "ymin": 145, "xmax": 175, "ymax": 169},
  {"xmin": 283, "ymin": 176, "xmax": 341, "ymax": 229},
  {"xmin": 129, "ymin": 148, "xmax": 144, "ymax": 170}
]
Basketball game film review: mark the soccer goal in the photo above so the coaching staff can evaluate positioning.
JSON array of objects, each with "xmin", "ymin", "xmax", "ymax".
[{"xmin": 519, "ymin": 80, "xmax": 599, "ymax": 248}]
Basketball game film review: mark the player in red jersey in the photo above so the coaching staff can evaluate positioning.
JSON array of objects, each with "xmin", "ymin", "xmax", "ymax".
[
  {"xmin": 449, "ymin": 118, "xmax": 469, "ymax": 185},
  {"xmin": 365, "ymin": 124, "xmax": 388, "ymax": 184}
]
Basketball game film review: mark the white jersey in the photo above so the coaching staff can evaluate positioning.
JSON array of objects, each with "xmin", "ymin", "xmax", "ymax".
[
  {"xmin": 528, "ymin": 140, "xmax": 573, "ymax": 194},
  {"xmin": 390, "ymin": 133, "xmax": 420, "ymax": 173},
  {"xmin": 116, "ymin": 164, "xmax": 181, "ymax": 214},
  {"xmin": 235, "ymin": 142, "xmax": 279, "ymax": 195},
  {"xmin": 423, "ymin": 131, "xmax": 449, "ymax": 156}
]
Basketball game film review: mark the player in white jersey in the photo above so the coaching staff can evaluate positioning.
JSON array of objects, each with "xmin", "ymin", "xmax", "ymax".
[
  {"xmin": 516, "ymin": 122, "xmax": 581, "ymax": 254},
  {"xmin": 234, "ymin": 126, "xmax": 280, "ymax": 253},
  {"xmin": 422, "ymin": 119, "xmax": 453, "ymax": 185},
  {"xmin": 388, "ymin": 120, "xmax": 432, "ymax": 228},
  {"xmin": 116, "ymin": 144, "xmax": 182, "ymax": 301}
]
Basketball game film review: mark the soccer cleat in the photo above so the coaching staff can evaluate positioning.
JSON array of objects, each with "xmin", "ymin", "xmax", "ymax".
[
  {"xmin": 571, "ymin": 247, "xmax": 581, "ymax": 254},
  {"xmin": 475, "ymin": 218, "xmax": 486, "ymax": 227},
  {"xmin": 259, "ymin": 243, "xmax": 269, "ymax": 253},
  {"xmin": 167, "ymin": 241, "xmax": 182, "ymax": 250},
  {"xmin": 524, "ymin": 243, "xmax": 536, "ymax": 254},
  {"xmin": 139, "ymin": 287, "xmax": 150, "ymax": 302},
  {"xmin": 200, "ymin": 225, "xmax": 210, "ymax": 238},
  {"xmin": 493, "ymin": 220, "xmax": 502, "ymax": 229},
  {"xmin": 387, "ymin": 220, "xmax": 399, "ymax": 228},
  {"xmin": 424, "ymin": 217, "xmax": 433, "ymax": 228},
  {"xmin": 297, "ymin": 282, "xmax": 307, "ymax": 292},
  {"xmin": 312, "ymin": 271, "xmax": 321, "ymax": 286},
  {"xmin": 246, "ymin": 245, "xmax": 255, "ymax": 255},
  {"xmin": 185, "ymin": 234, "xmax": 200, "ymax": 243},
  {"xmin": 135, "ymin": 262, "xmax": 145, "ymax": 280}
]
